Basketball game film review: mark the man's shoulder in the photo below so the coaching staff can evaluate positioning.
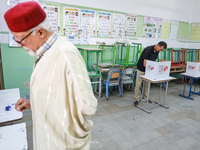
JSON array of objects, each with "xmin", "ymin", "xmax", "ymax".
[
  {"xmin": 142, "ymin": 45, "xmax": 154, "ymax": 54},
  {"xmin": 55, "ymin": 36, "xmax": 78, "ymax": 52},
  {"xmin": 144, "ymin": 45, "xmax": 154, "ymax": 51},
  {"xmin": 56, "ymin": 36, "xmax": 75, "ymax": 46}
]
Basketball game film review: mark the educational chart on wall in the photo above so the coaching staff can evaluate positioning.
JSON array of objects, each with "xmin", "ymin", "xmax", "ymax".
[
  {"xmin": 152, "ymin": 18, "xmax": 162, "ymax": 38},
  {"xmin": 97, "ymin": 11, "xmax": 111, "ymax": 37},
  {"xmin": 112, "ymin": 13, "xmax": 125, "ymax": 37},
  {"xmin": 190, "ymin": 23, "xmax": 200, "ymax": 41},
  {"xmin": 169, "ymin": 20, "xmax": 179, "ymax": 40},
  {"xmin": 161, "ymin": 19, "xmax": 171, "ymax": 39},
  {"xmin": 81, "ymin": 9, "xmax": 96, "ymax": 37},
  {"xmin": 63, "ymin": 7, "xmax": 81, "ymax": 44},
  {"xmin": 125, "ymin": 14, "xmax": 137, "ymax": 37},
  {"xmin": 40, "ymin": 2, "xmax": 60, "ymax": 32},
  {"xmin": 143, "ymin": 16, "xmax": 154, "ymax": 38},
  {"xmin": 177, "ymin": 22, "xmax": 190, "ymax": 41},
  {"xmin": 136, "ymin": 15, "xmax": 144, "ymax": 37}
]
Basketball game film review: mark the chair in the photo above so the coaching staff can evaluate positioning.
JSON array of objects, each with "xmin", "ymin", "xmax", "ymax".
[
  {"xmin": 120, "ymin": 68, "xmax": 135, "ymax": 94},
  {"xmin": 101, "ymin": 68, "xmax": 122, "ymax": 100}
]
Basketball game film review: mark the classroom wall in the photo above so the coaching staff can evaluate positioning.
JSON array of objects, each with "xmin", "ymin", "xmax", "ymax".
[
  {"xmin": 0, "ymin": 44, "xmax": 35, "ymax": 97},
  {"xmin": 191, "ymin": 0, "xmax": 200, "ymax": 23},
  {"xmin": 0, "ymin": 0, "xmax": 195, "ymax": 29},
  {"xmin": 0, "ymin": 0, "xmax": 199, "ymax": 47},
  {"xmin": 0, "ymin": 0, "xmax": 199, "ymax": 96},
  {"xmin": 47, "ymin": 0, "xmax": 195, "ymax": 22},
  {"xmin": 0, "ymin": 0, "xmax": 8, "ymax": 32},
  {"xmin": 36, "ymin": 0, "xmax": 199, "ymax": 48},
  {"xmin": 187, "ymin": 0, "xmax": 200, "ymax": 49},
  {"xmin": 187, "ymin": 0, "xmax": 200, "ymax": 48}
]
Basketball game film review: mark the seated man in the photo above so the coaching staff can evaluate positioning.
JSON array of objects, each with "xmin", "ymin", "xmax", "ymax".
[{"xmin": 134, "ymin": 41, "xmax": 167, "ymax": 106}]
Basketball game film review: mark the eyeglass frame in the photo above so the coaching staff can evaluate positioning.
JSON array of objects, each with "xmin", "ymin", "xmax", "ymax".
[{"xmin": 13, "ymin": 31, "xmax": 33, "ymax": 44}]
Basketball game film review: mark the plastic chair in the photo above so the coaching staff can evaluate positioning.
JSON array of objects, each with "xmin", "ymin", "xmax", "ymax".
[
  {"xmin": 120, "ymin": 68, "xmax": 135, "ymax": 94},
  {"xmin": 101, "ymin": 68, "xmax": 122, "ymax": 100}
]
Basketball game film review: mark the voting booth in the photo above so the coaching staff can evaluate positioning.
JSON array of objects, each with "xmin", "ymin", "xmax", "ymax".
[
  {"xmin": 145, "ymin": 60, "xmax": 171, "ymax": 80},
  {"xmin": 186, "ymin": 62, "xmax": 200, "ymax": 76}
]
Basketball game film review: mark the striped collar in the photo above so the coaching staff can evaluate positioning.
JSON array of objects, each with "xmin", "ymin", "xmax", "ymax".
[{"xmin": 36, "ymin": 32, "xmax": 59, "ymax": 60}]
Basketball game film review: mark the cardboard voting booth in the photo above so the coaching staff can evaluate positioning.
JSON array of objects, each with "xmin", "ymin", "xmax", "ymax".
[
  {"xmin": 186, "ymin": 62, "xmax": 200, "ymax": 76},
  {"xmin": 145, "ymin": 60, "xmax": 171, "ymax": 80}
]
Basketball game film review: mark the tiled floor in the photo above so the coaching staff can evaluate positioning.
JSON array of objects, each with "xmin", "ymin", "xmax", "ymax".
[{"xmin": 3, "ymin": 80, "xmax": 200, "ymax": 150}]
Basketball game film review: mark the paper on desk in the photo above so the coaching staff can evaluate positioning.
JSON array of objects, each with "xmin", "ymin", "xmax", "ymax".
[{"xmin": 0, "ymin": 123, "xmax": 28, "ymax": 150}]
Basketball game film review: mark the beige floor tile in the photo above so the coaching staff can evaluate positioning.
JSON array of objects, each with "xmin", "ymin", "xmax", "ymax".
[
  {"xmin": 154, "ymin": 127, "xmax": 170, "ymax": 135},
  {"xmin": 167, "ymin": 112, "xmax": 187, "ymax": 121}
]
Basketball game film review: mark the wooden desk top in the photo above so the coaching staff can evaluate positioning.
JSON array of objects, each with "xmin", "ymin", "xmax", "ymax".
[
  {"xmin": 100, "ymin": 45, "xmax": 114, "ymax": 47},
  {"xmin": 139, "ymin": 75, "xmax": 176, "ymax": 83},
  {"xmin": 171, "ymin": 66, "xmax": 186, "ymax": 68},
  {"xmin": 93, "ymin": 65, "xmax": 123, "ymax": 72},
  {"xmin": 181, "ymin": 73, "xmax": 200, "ymax": 78},
  {"xmin": 0, "ymin": 123, "xmax": 28, "ymax": 150},
  {"xmin": 96, "ymin": 63, "xmax": 124, "ymax": 68},
  {"xmin": 0, "ymin": 88, "xmax": 22, "ymax": 124},
  {"xmin": 78, "ymin": 48, "xmax": 105, "ymax": 51}
]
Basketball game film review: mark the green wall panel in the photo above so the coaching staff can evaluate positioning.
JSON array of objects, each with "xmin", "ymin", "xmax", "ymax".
[{"xmin": 1, "ymin": 44, "xmax": 35, "ymax": 97}]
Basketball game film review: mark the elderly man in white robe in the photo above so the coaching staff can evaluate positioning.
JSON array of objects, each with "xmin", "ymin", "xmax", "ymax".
[{"xmin": 4, "ymin": 1, "xmax": 97, "ymax": 150}]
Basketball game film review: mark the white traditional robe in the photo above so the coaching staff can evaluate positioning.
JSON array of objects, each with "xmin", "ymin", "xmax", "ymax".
[{"xmin": 30, "ymin": 36, "xmax": 97, "ymax": 150}]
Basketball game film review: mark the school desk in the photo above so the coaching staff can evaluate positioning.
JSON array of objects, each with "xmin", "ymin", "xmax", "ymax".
[
  {"xmin": 179, "ymin": 73, "xmax": 200, "ymax": 100},
  {"xmin": 0, "ymin": 123, "xmax": 28, "ymax": 150},
  {"xmin": 78, "ymin": 48, "xmax": 105, "ymax": 98},
  {"xmin": 0, "ymin": 88, "xmax": 23, "ymax": 124},
  {"xmin": 137, "ymin": 75, "xmax": 176, "ymax": 114}
]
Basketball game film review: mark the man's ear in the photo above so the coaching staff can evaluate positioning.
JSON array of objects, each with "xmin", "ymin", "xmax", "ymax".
[{"xmin": 36, "ymin": 28, "xmax": 46, "ymax": 39}]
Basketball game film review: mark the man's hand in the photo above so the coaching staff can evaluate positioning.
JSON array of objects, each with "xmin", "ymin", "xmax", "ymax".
[
  {"xmin": 15, "ymin": 98, "xmax": 31, "ymax": 112},
  {"xmin": 143, "ymin": 59, "xmax": 147, "ymax": 67}
]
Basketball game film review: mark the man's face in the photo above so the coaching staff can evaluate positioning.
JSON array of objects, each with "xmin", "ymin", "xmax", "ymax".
[
  {"xmin": 155, "ymin": 45, "xmax": 165, "ymax": 52},
  {"xmin": 12, "ymin": 30, "xmax": 40, "ymax": 53}
]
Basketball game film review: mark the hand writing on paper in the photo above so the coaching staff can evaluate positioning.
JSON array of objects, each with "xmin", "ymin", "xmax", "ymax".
[{"xmin": 15, "ymin": 98, "xmax": 31, "ymax": 112}]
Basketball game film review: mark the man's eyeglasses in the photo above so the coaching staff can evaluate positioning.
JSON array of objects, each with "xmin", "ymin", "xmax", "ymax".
[{"xmin": 13, "ymin": 31, "xmax": 33, "ymax": 44}]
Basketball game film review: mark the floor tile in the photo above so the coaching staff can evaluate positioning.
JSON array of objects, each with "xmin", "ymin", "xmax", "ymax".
[
  {"xmin": 12, "ymin": 82, "xmax": 200, "ymax": 150},
  {"xmin": 175, "ymin": 136, "xmax": 199, "ymax": 150}
]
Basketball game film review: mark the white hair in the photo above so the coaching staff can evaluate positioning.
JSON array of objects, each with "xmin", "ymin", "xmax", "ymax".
[{"xmin": 30, "ymin": 17, "xmax": 53, "ymax": 35}]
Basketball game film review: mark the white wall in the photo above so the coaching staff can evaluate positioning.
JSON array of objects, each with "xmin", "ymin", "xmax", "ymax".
[
  {"xmin": 0, "ymin": 0, "xmax": 8, "ymax": 32},
  {"xmin": 0, "ymin": 0, "xmax": 199, "ymax": 48},
  {"xmin": 187, "ymin": 0, "xmax": 200, "ymax": 49},
  {"xmin": 51, "ymin": 0, "xmax": 195, "ymax": 22},
  {"xmin": 191, "ymin": 0, "xmax": 200, "ymax": 23}
]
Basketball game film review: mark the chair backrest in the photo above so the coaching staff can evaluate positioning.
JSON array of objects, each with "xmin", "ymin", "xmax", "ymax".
[
  {"xmin": 107, "ymin": 68, "xmax": 121, "ymax": 83},
  {"xmin": 111, "ymin": 72, "xmax": 120, "ymax": 78},
  {"xmin": 125, "ymin": 68, "xmax": 134, "ymax": 75}
]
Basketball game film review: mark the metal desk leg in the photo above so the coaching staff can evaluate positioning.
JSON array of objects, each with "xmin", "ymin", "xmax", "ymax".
[
  {"xmin": 154, "ymin": 82, "xmax": 169, "ymax": 109},
  {"xmin": 99, "ymin": 76, "xmax": 101, "ymax": 99},
  {"xmin": 94, "ymin": 78, "xmax": 97, "ymax": 92},
  {"xmin": 194, "ymin": 79, "xmax": 197, "ymax": 93},
  {"xmin": 136, "ymin": 81, "xmax": 151, "ymax": 114},
  {"xmin": 179, "ymin": 76, "xmax": 194, "ymax": 100},
  {"xmin": 141, "ymin": 81, "xmax": 145, "ymax": 101},
  {"xmin": 183, "ymin": 76, "xmax": 187, "ymax": 96},
  {"xmin": 188, "ymin": 78, "xmax": 193, "ymax": 98},
  {"xmin": 158, "ymin": 82, "xmax": 162, "ymax": 104},
  {"xmin": 91, "ymin": 76, "xmax": 102, "ymax": 99},
  {"xmin": 191, "ymin": 79, "xmax": 200, "ymax": 96},
  {"xmin": 145, "ymin": 82, "xmax": 151, "ymax": 110}
]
